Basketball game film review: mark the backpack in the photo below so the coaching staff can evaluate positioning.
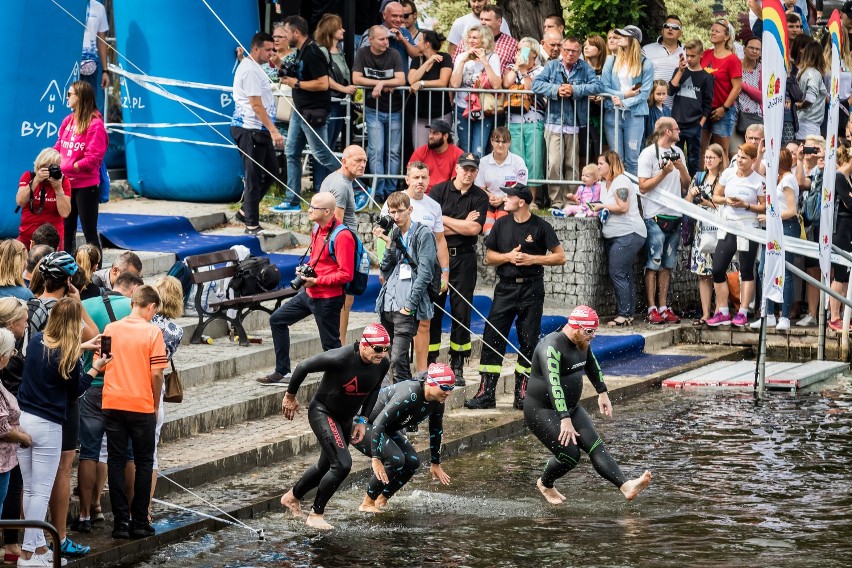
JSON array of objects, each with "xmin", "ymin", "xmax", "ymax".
[
  {"xmin": 326, "ymin": 225, "xmax": 371, "ymax": 296},
  {"xmin": 166, "ymin": 260, "xmax": 193, "ymax": 304},
  {"xmin": 227, "ymin": 256, "xmax": 281, "ymax": 298},
  {"xmin": 319, "ymin": 45, "xmax": 349, "ymax": 91},
  {"xmin": 24, "ymin": 297, "xmax": 57, "ymax": 352},
  {"xmin": 802, "ymin": 189, "xmax": 822, "ymax": 225}
]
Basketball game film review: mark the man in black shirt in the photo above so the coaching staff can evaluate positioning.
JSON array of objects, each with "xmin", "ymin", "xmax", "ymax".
[
  {"xmin": 427, "ymin": 153, "xmax": 489, "ymax": 385},
  {"xmin": 466, "ymin": 184, "xmax": 565, "ymax": 410},
  {"xmin": 278, "ymin": 15, "xmax": 340, "ymax": 212}
]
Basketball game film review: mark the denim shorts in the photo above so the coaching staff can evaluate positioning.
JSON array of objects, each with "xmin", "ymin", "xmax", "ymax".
[
  {"xmin": 705, "ymin": 106, "xmax": 736, "ymax": 138},
  {"xmin": 644, "ymin": 218, "xmax": 682, "ymax": 270},
  {"xmin": 79, "ymin": 386, "xmax": 105, "ymax": 460}
]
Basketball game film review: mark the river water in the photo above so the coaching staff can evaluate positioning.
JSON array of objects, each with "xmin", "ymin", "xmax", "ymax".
[{"xmin": 129, "ymin": 377, "xmax": 852, "ymax": 568}]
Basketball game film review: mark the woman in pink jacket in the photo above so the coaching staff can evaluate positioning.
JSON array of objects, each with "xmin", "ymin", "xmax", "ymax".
[{"xmin": 53, "ymin": 81, "xmax": 108, "ymax": 253}]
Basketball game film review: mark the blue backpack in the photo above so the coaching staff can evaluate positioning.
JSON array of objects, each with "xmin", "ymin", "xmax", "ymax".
[
  {"xmin": 166, "ymin": 260, "xmax": 193, "ymax": 303},
  {"xmin": 324, "ymin": 224, "xmax": 371, "ymax": 295}
]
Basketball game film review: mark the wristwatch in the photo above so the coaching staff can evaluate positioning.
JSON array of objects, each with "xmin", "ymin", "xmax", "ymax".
[{"xmin": 294, "ymin": 80, "xmax": 301, "ymax": 89}]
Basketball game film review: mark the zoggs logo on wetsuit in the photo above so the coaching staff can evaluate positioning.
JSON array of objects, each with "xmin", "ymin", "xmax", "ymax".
[{"xmin": 546, "ymin": 347, "xmax": 568, "ymax": 413}]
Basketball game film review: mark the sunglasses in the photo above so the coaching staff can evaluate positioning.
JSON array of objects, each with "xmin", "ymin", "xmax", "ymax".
[
  {"xmin": 403, "ymin": 11, "xmax": 415, "ymax": 17},
  {"xmin": 662, "ymin": 23, "xmax": 681, "ymax": 31},
  {"xmin": 429, "ymin": 381, "xmax": 455, "ymax": 391},
  {"xmin": 580, "ymin": 327, "xmax": 597, "ymax": 336},
  {"xmin": 364, "ymin": 337, "xmax": 389, "ymax": 353},
  {"xmin": 308, "ymin": 205, "xmax": 329, "ymax": 211},
  {"xmin": 67, "ymin": 91, "xmax": 76, "ymax": 97}
]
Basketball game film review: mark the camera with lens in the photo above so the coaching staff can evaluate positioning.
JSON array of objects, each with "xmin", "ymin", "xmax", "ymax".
[
  {"xmin": 660, "ymin": 150, "xmax": 681, "ymax": 167},
  {"xmin": 692, "ymin": 187, "xmax": 712, "ymax": 205},
  {"xmin": 376, "ymin": 214, "xmax": 395, "ymax": 235},
  {"xmin": 278, "ymin": 61, "xmax": 297, "ymax": 79},
  {"xmin": 290, "ymin": 264, "xmax": 317, "ymax": 290},
  {"xmin": 48, "ymin": 165, "xmax": 63, "ymax": 180}
]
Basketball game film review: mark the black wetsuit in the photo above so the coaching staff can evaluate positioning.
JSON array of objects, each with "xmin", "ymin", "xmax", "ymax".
[
  {"xmin": 524, "ymin": 330, "xmax": 627, "ymax": 489},
  {"xmin": 352, "ymin": 378, "xmax": 445, "ymax": 499},
  {"xmin": 289, "ymin": 343, "xmax": 390, "ymax": 514}
]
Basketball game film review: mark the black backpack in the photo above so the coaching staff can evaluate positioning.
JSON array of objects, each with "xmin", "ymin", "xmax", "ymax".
[
  {"xmin": 227, "ymin": 256, "xmax": 281, "ymax": 298},
  {"xmin": 166, "ymin": 260, "xmax": 193, "ymax": 304}
]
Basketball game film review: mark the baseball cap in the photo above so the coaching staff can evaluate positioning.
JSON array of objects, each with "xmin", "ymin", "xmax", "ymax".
[
  {"xmin": 457, "ymin": 152, "xmax": 480, "ymax": 168},
  {"xmin": 502, "ymin": 183, "xmax": 533, "ymax": 203},
  {"xmin": 844, "ymin": 1, "xmax": 852, "ymax": 16},
  {"xmin": 615, "ymin": 25, "xmax": 642, "ymax": 44},
  {"xmin": 360, "ymin": 323, "xmax": 391, "ymax": 348},
  {"xmin": 567, "ymin": 305, "xmax": 599, "ymax": 330},
  {"xmin": 425, "ymin": 363, "xmax": 456, "ymax": 388},
  {"xmin": 426, "ymin": 119, "xmax": 452, "ymax": 134}
]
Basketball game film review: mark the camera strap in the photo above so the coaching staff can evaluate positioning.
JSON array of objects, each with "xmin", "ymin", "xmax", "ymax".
[{"xmin": 301, "ymin": 218, "xmax": 338, "ymax": 269}]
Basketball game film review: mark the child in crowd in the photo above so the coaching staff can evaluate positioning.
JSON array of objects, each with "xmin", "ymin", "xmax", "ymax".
[
  {"xmin": 669, "ymin": 39, "xmax": 714, "ymax": 176},
  {"xmin": 558, "ymin": 164, "xmax": 601, "ymax": 217},
  {"xmin": 645, "ymin": 80, "xmax": 670, "ymax": 144}
]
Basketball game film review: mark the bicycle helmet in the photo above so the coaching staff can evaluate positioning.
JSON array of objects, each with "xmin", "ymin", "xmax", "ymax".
[{"xmin": 38, "ymin": 251, "xmax": 79, "ymax": 280}]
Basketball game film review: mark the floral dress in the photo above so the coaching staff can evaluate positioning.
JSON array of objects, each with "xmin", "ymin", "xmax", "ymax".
[{"xmin": 689, "ymin": 171, "xmax": 719, "ymax": 276}]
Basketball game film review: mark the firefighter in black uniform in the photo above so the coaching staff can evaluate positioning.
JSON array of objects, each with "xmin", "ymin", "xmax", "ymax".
[
  {"xmin": 427, "ymin": 153, "xmax": 489, "ymax": 385},
  {"xmin": 465, "ymin": 184, "xmax": 566, "ymax": 410}
]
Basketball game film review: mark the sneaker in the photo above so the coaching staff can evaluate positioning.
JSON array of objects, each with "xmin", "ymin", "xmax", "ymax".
[
  {"xmin": 41, "ymin": 551, "xmax": 67, "ymax": 567},
  {"xmin": 59, "ymin": 538, "xmax": 89, "ymax": 557},
  {"xmin": 244, "ymin": 226, "xmax": 265, "ymax": 235},
  {"xmin": 130, "ymin": 521, "xmax": 156, "ymax": 538},
  {"xmin": 256, "ymin": 371, "xmax": 291, "ymax": 385},
  {"xmin": 71, "ymin": 518, "xmax": 92, "ymax": 534},
  {"xmin": 661, "ymin": 308, "xmax": 680, "ymax": 324},
  {"xmin": 17, "ymin": 552, "xmax": 65, "ymax": 567},
  {"xmin": 647, "ymin": 308, "xmax": 665, "ymax": 324},
  {"xmin": 549, "ymin": 207, "xmax": 566, "ymax": 217},
  {"xmin": 112, "ymin": 521, "xmax": 131, "ymax": 540},
  {"xmin": 829, "ymin": 319, "xmax": 844, "ymax": 331},
  {"xmin": 705, "ymin": 311, "xmax": 732, "ymax": 326},
  {"xmin": 796, "ymin": 314, "xmax": 818, "ymax": 327},
  {"xmin": 92, "ymin": 510, "xmax": 105, "ymax": 523},
  {"xmin": 776, "ymin": 317, "xmax": 791, "ymax": 331},
  {"xmin": 731, "ymin": 312, "xmax": 748, "ymax": 327},
  {"xmin": 234, "ymin": 210, "xmax": 245, "ymax": 223},
  {"xmin": 749, "ymin": 315, "xmax": 777, "ymax": 329},
  {"xmin": 354, "ymin": 189, "xmax": 371, "ymax": 210},
  {"xmin": 270, "ymin": 202, "xmax": 302, "ymax": 213}
]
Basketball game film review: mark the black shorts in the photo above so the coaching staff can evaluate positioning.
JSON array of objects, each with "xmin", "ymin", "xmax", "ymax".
[{"xmin": 62, "ymin": 399, "xmax": 80, "ymax": 452}]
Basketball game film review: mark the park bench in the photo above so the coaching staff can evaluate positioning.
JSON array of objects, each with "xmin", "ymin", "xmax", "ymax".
[{"xmin": 184, "ymin": 249, "xmax": 296, "ymax": 346}]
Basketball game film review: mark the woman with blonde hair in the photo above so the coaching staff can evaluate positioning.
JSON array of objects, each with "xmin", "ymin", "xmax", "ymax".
[
  {"xmin": 600, "ymin": 26, "xmax": 654, "ymax": 175},
  {"xmin": 700, "ymin": 19, "xmax": 742, "ymax": 164},
  {"xmin": 0, "ymin": 240, "xmax": 33, "ymax": 301},
  {"xmin": 16, "ymin": 298, "xmax": 105, "ymax": 566},
  {"xmin": 53, "ymin": 81, "xmax": 108, "ymax": 253},
  {"xmin": 15, "ymin": 148, "xmax": 72, "ymax": 250},
  {"xmin": 450, "ymin": 24, "xmax": 502, "ymax": 155},
  {"xmin": 71, "ymin": 244, "xmax": 102, "ymax": 301}
]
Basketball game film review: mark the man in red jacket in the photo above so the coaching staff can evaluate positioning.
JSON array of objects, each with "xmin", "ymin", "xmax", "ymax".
[{"xmin": 258, "ymin": 192, "xmax": 356, "ymax": 384}]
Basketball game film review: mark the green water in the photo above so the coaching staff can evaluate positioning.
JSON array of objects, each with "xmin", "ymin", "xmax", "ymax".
[{"xmin": 130, "ymin": 377, "xmax": 852, "ymax": 567}]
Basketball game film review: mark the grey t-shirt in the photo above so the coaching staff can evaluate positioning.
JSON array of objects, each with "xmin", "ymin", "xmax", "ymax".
[{"xmin": 321, "ymin": 171, "xmax": 357, "ymax": 229}]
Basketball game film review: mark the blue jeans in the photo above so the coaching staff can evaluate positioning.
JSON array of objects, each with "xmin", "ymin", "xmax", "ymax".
[
  {"xmin": 0, "ymin": 470, "xmax": 9, "ymax": 517},
  {"xmin": 644, "ymin": 218, "xmax": 682, "ymax": 270},
  {"xmin": 605, "ymin": 232, "xmax": 647, "ymax": 317},
  {"xmin": 364, "ymin": 108, "xmax": 402, "ymax": 200},
  {"xmin": 269, "ymin": 289, "xmax": 344, "ymax": 375},
  {"xmin": 455, "ymin": 106, "xmax": 494, "ymax": 157},
  {"xmin": 285, "ymin": 110, "xmax": 339, "ymax": 205},
  {"xmin": 80, "ymin": 61, "xmax": 105, "ymax": 111},
  {"xmin": 759, "ymin": 218, "xmax": 800, "ymax": 318},
  {"xmin": 677, "ymin": 124, "xmax": 703, "ymax": 176},
  {"xmin": 604, "ymin": 109, "xmax": 645, "ymax": 176}
]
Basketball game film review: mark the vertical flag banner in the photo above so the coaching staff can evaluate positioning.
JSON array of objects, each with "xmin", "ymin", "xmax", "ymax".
[
  {"xmin": 761, "ymin": 0, "xmax": 789, "ymax": 305},
  {"xmin": 821, "ymin": 10, "xmax": 843, "ymax": 306}
]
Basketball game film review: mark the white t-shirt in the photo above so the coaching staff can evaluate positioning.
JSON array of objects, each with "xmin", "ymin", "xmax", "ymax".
[
  {"xmin": 455, "ymin": 53, "xmax": 501, "ymax": 108},
  {"xmin": 637, "ymin": 143, "xmax": 687, "ymax": 219},
  {"xmin": 475, "ymin": 152, "xmax": 529, "ymax": 198},
  {"xmin": 381, "ymin": 194, "xmax": 445, "ymax": 233},
  {"xmin": 82, "ymin": 1, "xmax": 109, "ymax": 61},
  {"xmin": 642, "ymin": 40, "xmax": 684, "ymax": 107},
  {"xmin": 777, "ymin": 172, "xmax": 799, "ymax": 217},
  {"xmin": 719, "ymin": 167, "xmax": 765, "ymax": 221},
  {"xmin": 231, "ymin": 57, "xmax": 275, "ymax": 131},
  {"xmin": 448, "ymin": 13, "xmax": 511, "ymax": 49},
  {"xmin": 601, "ymin": 174, "xmax": 647, "ymax": 239}
]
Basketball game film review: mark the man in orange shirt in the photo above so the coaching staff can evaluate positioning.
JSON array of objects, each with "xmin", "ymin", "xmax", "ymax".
[
  {"xmin": 102, "ymin": 285, "xmax": 168, "ymax": 539},
  {"xmin": 408, "ymin": 120, "xmax": 464, "ymax": 192}
]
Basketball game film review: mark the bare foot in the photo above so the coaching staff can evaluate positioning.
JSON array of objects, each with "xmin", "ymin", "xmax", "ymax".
[
  {"xmin": 620, "ymin": 470, "xmax": 652, "ymax": 501},
  {"xmin": 280, "ymin": 489, "xmax": 303, "ymax": 518},
  {"xmin": 359, "ymin": 495, "xmax": 383, "ymax": 513},
  {"xmin": 305, "ymin": 512, "xmax": 334, "ymax": 530},
  {"xmin": 552, "ymin": 487, "xmax": 567, "ymax": 502},
  {"xmin": 375, "ymin": 495, "xmax": 389, "ymax": 509},
  {"xmin": 536, "ymin": 478, "xmax": 564, "ymax": 505}
]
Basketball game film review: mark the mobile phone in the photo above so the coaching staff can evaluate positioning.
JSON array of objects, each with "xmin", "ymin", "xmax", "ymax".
[
  {"xmin": 587, "ymin": 201, "xmax": 603, "ymax": 206},
  {"xmin": 803, "ymin": 146, "xmax": 819, "ymax": 155},
  {"xmin": 520, "ymin": 46, "xmax": 531, "ymax": 61},
  {"xmin": 633, "ymin": 82, "xmax": 642, "ymax": 90},
  {"xmin": 100, "ymin": 336, "xmax": 112, "ymax": 358}
]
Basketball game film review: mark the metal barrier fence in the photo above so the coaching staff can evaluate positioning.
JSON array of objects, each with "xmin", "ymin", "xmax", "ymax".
[{"xmin": 0, "ymin": 520, "xmax": 62, "ymax": 568}]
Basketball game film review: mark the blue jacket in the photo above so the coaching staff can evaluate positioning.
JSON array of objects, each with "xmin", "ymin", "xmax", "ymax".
[
  {"xmin": 532, "ymin": 59, "xmax": 602, "ymax": 128},
  {"xmin": 600, "ymin": 55, "xmax": 655, "ymax": 117}
]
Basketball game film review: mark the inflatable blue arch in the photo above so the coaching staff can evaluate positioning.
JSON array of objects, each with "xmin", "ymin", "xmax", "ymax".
[{"xmin": 0, "ymin": 0, "xmax": 88, "ymax": 238}]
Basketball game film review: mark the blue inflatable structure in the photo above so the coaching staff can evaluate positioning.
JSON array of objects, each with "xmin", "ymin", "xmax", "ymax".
[
  {"xmin": 112, "ymin": 0, "xmax": 258, "ymax": 202},
  {"xmin": 0, "ymin": 0, "xmax": 87, "ymax": 238}
]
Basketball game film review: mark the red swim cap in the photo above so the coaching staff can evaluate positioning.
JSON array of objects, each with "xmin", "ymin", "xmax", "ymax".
[
  {"xmin": 360, "ymin": 323, "xmax": 391, "ymax": 347},
  {"xmin": 567, "ymin": 305, "xmax": 599, "ymax": 329},
  {"xmin": 425, "ymin": 363, "xmax": 455, "ymax": 387}
]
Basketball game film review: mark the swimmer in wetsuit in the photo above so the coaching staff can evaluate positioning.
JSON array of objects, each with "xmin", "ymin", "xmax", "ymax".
[
  {"xmin": 524, "ymin": 305, "xmax": 652, "ymax": 504},
  {"xmin": 353, "ymin": 363, "xmax": 455, "ymax": 513},
  {"xmin": 280, "ymin": 324, "xmax": 391, "ymax": 530}
]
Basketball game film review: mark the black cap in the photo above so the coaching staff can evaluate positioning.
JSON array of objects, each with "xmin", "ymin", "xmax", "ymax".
[
  {"xmin": 457, "ymin": 152, "xmax": 480, "ymax": 168},
  {"xmin": 844, "ymin": 1, "xmax": 852, "ymax": 16},
  {"xmin": 615, "ymin": 25, "xmax": 642, "ymax": 44},
  {"xmin": 502, "ymin": 183, "xmax": 533, "ymax": 203},
  {"xmin": 426, "ymin": 119, "xmax": 452, "ymax": 134}
]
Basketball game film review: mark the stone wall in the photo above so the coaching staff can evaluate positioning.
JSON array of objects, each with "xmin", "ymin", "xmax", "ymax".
[{"xmin": 271, "ymin": 211, "xmax": 700, "ymax": 317}]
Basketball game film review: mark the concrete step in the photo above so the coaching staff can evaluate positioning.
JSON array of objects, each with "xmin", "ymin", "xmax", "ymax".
[{"xmin": 206, "ymin": 224, "xmax": 301, "ymax": 252}]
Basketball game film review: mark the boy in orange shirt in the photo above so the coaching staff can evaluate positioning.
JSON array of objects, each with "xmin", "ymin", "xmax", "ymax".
[{"xmin": 102, "ymin": 285, "xmax": 167, "ymax": 539}]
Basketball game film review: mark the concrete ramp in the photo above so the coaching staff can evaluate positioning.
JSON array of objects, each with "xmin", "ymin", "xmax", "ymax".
[{"xmin": 661, "ymin": 360, "xmax": 848, "ymax": 390}]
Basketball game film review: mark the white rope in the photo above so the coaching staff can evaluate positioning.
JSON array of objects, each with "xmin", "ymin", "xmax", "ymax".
[
  {"xmin": 104, "ymin": 121, "xmax": 230, "ymax": 128},
  {"xmin": 151, "ymin": 497, "xmax": 264, "ymax": 539},
  {"xmin": 157, "ymin": 473, "xmax": 261, "ymax": 534},
  {"xmin": 107, "ymin": 127, "xmax": 237, "ymax": 148},
  {"xmin": 112, "ymin": 66, "xmax": 233, "ymax": 92}
]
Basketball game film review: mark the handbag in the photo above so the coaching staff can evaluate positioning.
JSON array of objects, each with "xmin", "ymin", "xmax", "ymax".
[
  {"xmin": 698, "ymin": 222, "xmax": 719, "ymax": 254},
  {"xmin": 654, "ymin": 214, "xmax": 682, "ymax": 234},
  {"xmin": 502, "ymin": 83, "xmax": 531, "ymax": 113},
  {"xmin": 736, "ymin": 111, "xmax": 762, "ymax": 134},
  {"xmin": 274, "ymin": 84, "xmax": 293, "ymax": 123},
  {"xmin": 98, "ymin": 162, "xmax": 110, "ymax": 204},
  {"xmin": 163, "ymin": 359, "xmax": 184, "ymax": 403}
]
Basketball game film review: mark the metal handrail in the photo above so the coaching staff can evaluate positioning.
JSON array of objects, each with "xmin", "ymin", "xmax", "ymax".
[{"xmin": 0, "ymin": 520, "xmax": 62, "ymax": 568}]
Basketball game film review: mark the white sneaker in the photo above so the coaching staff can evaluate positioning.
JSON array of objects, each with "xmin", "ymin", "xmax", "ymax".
[
  {"xmin": 749, "ymin": 314, "xmax": 777, "ymax": 329},
  {"xmin": 796, "ymin": 314, "xmax": 817, "ymax": 327},
  {"xmin": 17, "ymin": 552, "xmax": 66, "ymax": 567},
  {"xmin": 776, "ymin": 317, "xmax": 791, "ymax": 331}
]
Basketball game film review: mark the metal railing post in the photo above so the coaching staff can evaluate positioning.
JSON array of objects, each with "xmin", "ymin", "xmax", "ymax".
[{"xmin": 0, "ymin": 521, "xmax": 62, "ymax": 568}]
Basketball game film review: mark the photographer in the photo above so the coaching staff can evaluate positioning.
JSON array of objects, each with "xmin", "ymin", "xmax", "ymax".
[
  {"xmin": 258, "ymin": 192, "xmax": 355, "ymax": 385},
  {"xmin": 372, "ymin": 192, "xmax": 438, "ymax": 382},
  {"xmin": 274, "ymin": 16, "xmax": 340, "ymax": 214},
  {"xmin": 637, "ymin": 117, "xmax": 690, "ymax": 325},
  {"xmin": 16, "ymin": 149, "xmax": 72, "ymax": 250}
]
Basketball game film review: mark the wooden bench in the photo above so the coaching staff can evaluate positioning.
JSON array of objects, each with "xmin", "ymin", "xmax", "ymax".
[{"xmin": 184, "ymin": 250, "xmax": 297, "ymax": 346}]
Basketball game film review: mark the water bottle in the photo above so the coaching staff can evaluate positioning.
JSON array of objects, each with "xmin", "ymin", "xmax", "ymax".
[{"xmin": 201, "ymin": 335, "xmax": 213, "ymax": 345}]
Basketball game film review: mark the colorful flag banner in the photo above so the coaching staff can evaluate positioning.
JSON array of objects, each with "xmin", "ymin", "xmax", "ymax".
[{"xmin": 821, "ymin": 11, "xmax": 843, "ymax": 306}]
